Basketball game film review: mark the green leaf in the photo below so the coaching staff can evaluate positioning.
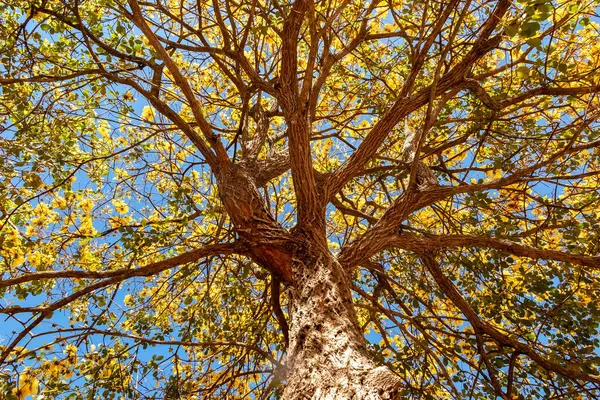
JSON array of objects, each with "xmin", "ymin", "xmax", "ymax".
[
  {"xmin": 516, "ymin": 66, "xmax": 530, "ymax": 79},
  {"xmin": 558, "ymin": 63, "xmax": 568, "ymax": 73},
  {"xmin": 532, "ymin": 12, "xmax": 550, "ymax": 21},
  {"xmin": 526, "ymin": 37, "xmax": 542, "ymax": 48},
  {"xmin": 520, "ymin": 21, "xmax": 540, "ymax": 38},
  {"xmin": 504, "ymin": 24, "xmax": 519, "ymax": 37}
]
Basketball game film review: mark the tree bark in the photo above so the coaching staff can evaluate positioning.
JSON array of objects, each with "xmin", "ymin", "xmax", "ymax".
[
  {"xmin": 215, "ymin": 163, "xmax": 399, "ymax": 398},
  {"xmin": 282, "ymin": 240, "xmax": 401, "ymax": 399},
  {"xmin": 215, "ymin": 163, "xmax": 295, "ymax": 282}
]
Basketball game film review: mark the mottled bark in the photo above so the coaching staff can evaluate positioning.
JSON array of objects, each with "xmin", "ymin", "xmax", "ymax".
[
  {"xmin": 214, "ymin": 161, "xmax": 400, "ymax": 397},
  {"xmin": 282, "ymin": 239, "xmax": 401, "ymax": 399}
]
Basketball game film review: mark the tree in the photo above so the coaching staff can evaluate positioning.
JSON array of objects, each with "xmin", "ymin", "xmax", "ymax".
[{"xmin": 1, "ymin": 0, "xmax": 600, "ymax": 397}]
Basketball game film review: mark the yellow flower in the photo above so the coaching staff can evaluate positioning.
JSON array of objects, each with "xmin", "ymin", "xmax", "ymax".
[
  {"xmin": 124, "ymin": 294, "xmax": 134, "ymax": 306},
  {"xmin": 112, "ymin": 199, "xmax": 129, "ymax": 214},
  {"xmin": 28, "ymin": 252, "xmax": 42, "ymax": 268},
  {"xmin": 486, "ymin": 169, "xmax": 503, "ymax": 180},
  {"xmin": 14, "ymin": 371, "xmax": 39, "ymax": 399},
  {"xmin": 141, "ymin": 105, "xmax": 155, "ymax": 121},
  {"xmin": 123, "ymin": 90, "xmax": 135, "ymax": 102},
  {"xmin": 114, "ymin": 168, "xmax": 128, "ymax": 180},
  {"xmin": 64, "ymin": 343, "xmax": 78, "ymax": 360},
  {"xmin": 29, "ymin": 250, "xmax": 54, "ymax": 271},
  {"xmin": 52, "ymin": 195, "xmax": 67, "ymax": 209},
  {"xmin": 11, "ymin": 254, "xmax": 26, "ymax": 267},
  {"xmin": 109, "ymin": 216, "xmax": 125, "ymax": 229},
  {"xmin": 79, "ymin": 247, "xmax": 101, "ymax": 271},
  {"xmin": 33, "ymin": 202, "xmax": 52, "ymax": 218},
  {"xmin": 80, "ymin": 198, "xmax": 94, "ymax": 213},
  {"xmin": 98, "ymin": 120, "xmax": 111, "ymax": 139},
  {"xmin": 79, "ymin": 216, "xmax": 97, "ymax": 236}
]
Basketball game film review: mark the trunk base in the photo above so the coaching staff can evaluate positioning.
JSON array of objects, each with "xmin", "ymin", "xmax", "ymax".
[
  {"xmin": 283, "ymin": 364, "xmax": 400, "ymax": 400},
  {"xmin": 282, "ymin": 244, "xmax": 400, "ymax": 399}
]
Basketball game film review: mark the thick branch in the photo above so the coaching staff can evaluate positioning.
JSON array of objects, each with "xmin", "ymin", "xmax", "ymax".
[
  {"xmin": 337, "ymin": 190, "xmax": 437, "ymax": 267},
  {"xmin": 279, "ymin": 0, "xmax": 309, "ymax": 95},
  {"xmin": 249, "ymin": 150, "xmax": 291, "ymax": 186},
  {"xmin": 214, "ymin": 164, "xmax": 296, "ymax": 282},
  {"xmin": 390, "ymin": 233, "xmax": 600, "ymax": 269},
  {"xmin": 279, "ymin": 0, "xmax": 322, "ymax": 229},
  {"xmin": 461, "ymin": 79, "xmax": 501, "ymax": 111}
]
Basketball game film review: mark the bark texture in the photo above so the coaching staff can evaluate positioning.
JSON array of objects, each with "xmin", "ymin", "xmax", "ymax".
[
  {"xmin": 282, "ymin": 238, "xmax": 401, "ymax": 399},
  {"xmin": 214, "ymin": 162, "xmax": 401, "ymax": 397},
  {"xmin": 215, "ymin": 163, "xmax": 295, "ymax": 282},
  {"xmin": 215, "ymin": 160, "xmax": 401, "ymax": 398}
]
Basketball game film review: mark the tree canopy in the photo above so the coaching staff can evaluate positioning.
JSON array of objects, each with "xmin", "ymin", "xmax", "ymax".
[{"xmin": 1, "ymin": 0, "xmax": 600, "ymax": 398}]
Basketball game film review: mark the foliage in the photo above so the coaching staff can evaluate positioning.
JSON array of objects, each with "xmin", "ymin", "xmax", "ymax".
[{"xmin": 1, "ymin": 0, "xmax": 600, "ymax": 398}]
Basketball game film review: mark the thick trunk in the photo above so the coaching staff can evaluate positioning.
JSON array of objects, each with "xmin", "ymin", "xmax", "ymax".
[
  {"xmin": 215, "ymin": 164, "xmax": 398, "ymax": 397},
  {"xmin": 283, "ymin": 243, "xmax": 401, "ymax": 399}
]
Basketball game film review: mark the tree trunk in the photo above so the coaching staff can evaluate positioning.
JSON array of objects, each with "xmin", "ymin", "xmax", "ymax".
[
  {"xmin": 282, "ymin": 242, "xmax": 401, "ymax": 399},
  {"xmin": 216, "ymin": 164, "xmax": 399, "ymax": 398}
]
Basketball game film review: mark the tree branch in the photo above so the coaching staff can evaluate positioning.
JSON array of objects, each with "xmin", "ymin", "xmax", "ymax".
[
  {"xmin": 389, "ymin": 233, "xmax": 600, "ymax": 270},
  {"xmin": 0, "ymin": 242, "xmax": 245, "ymax": 290},
  {"xmin": 500, "ymin": 85, "xmax": 600, "ymax": 109},
  {"xmin": 324, "ymin": 0, "xmax": 511, "ymax": 200},
  {"xmin": 420, "ymin": 254, "xmax": 600, "ymax": 384},
  {"xmin": 126, "ymin": 0, "xmax": 230, "ymax": 169},
  {"xmin": 0, "ymin": 242, "xmax": 245, "ymax": 365},
  {"xmin": 338, "ymin": 122, "xmax": 600, "ymax": 269},
  {"xmin": 271, "ymin": 277, "xmax": 289, "ymax": 347},
  {"xmin": 278, "ymin": 0, "xmax": 322, "ymax": 230}
]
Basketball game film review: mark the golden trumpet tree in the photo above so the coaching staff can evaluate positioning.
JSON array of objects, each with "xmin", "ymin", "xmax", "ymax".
[{"xmin": 1, "ymin": 0, "xmax": 600, "ymax": 398}]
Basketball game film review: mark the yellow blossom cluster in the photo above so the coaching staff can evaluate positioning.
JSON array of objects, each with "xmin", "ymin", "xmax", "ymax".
[{"xmin": 0, "ymin": 228, "xmax": 25, "ymax": 267}]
